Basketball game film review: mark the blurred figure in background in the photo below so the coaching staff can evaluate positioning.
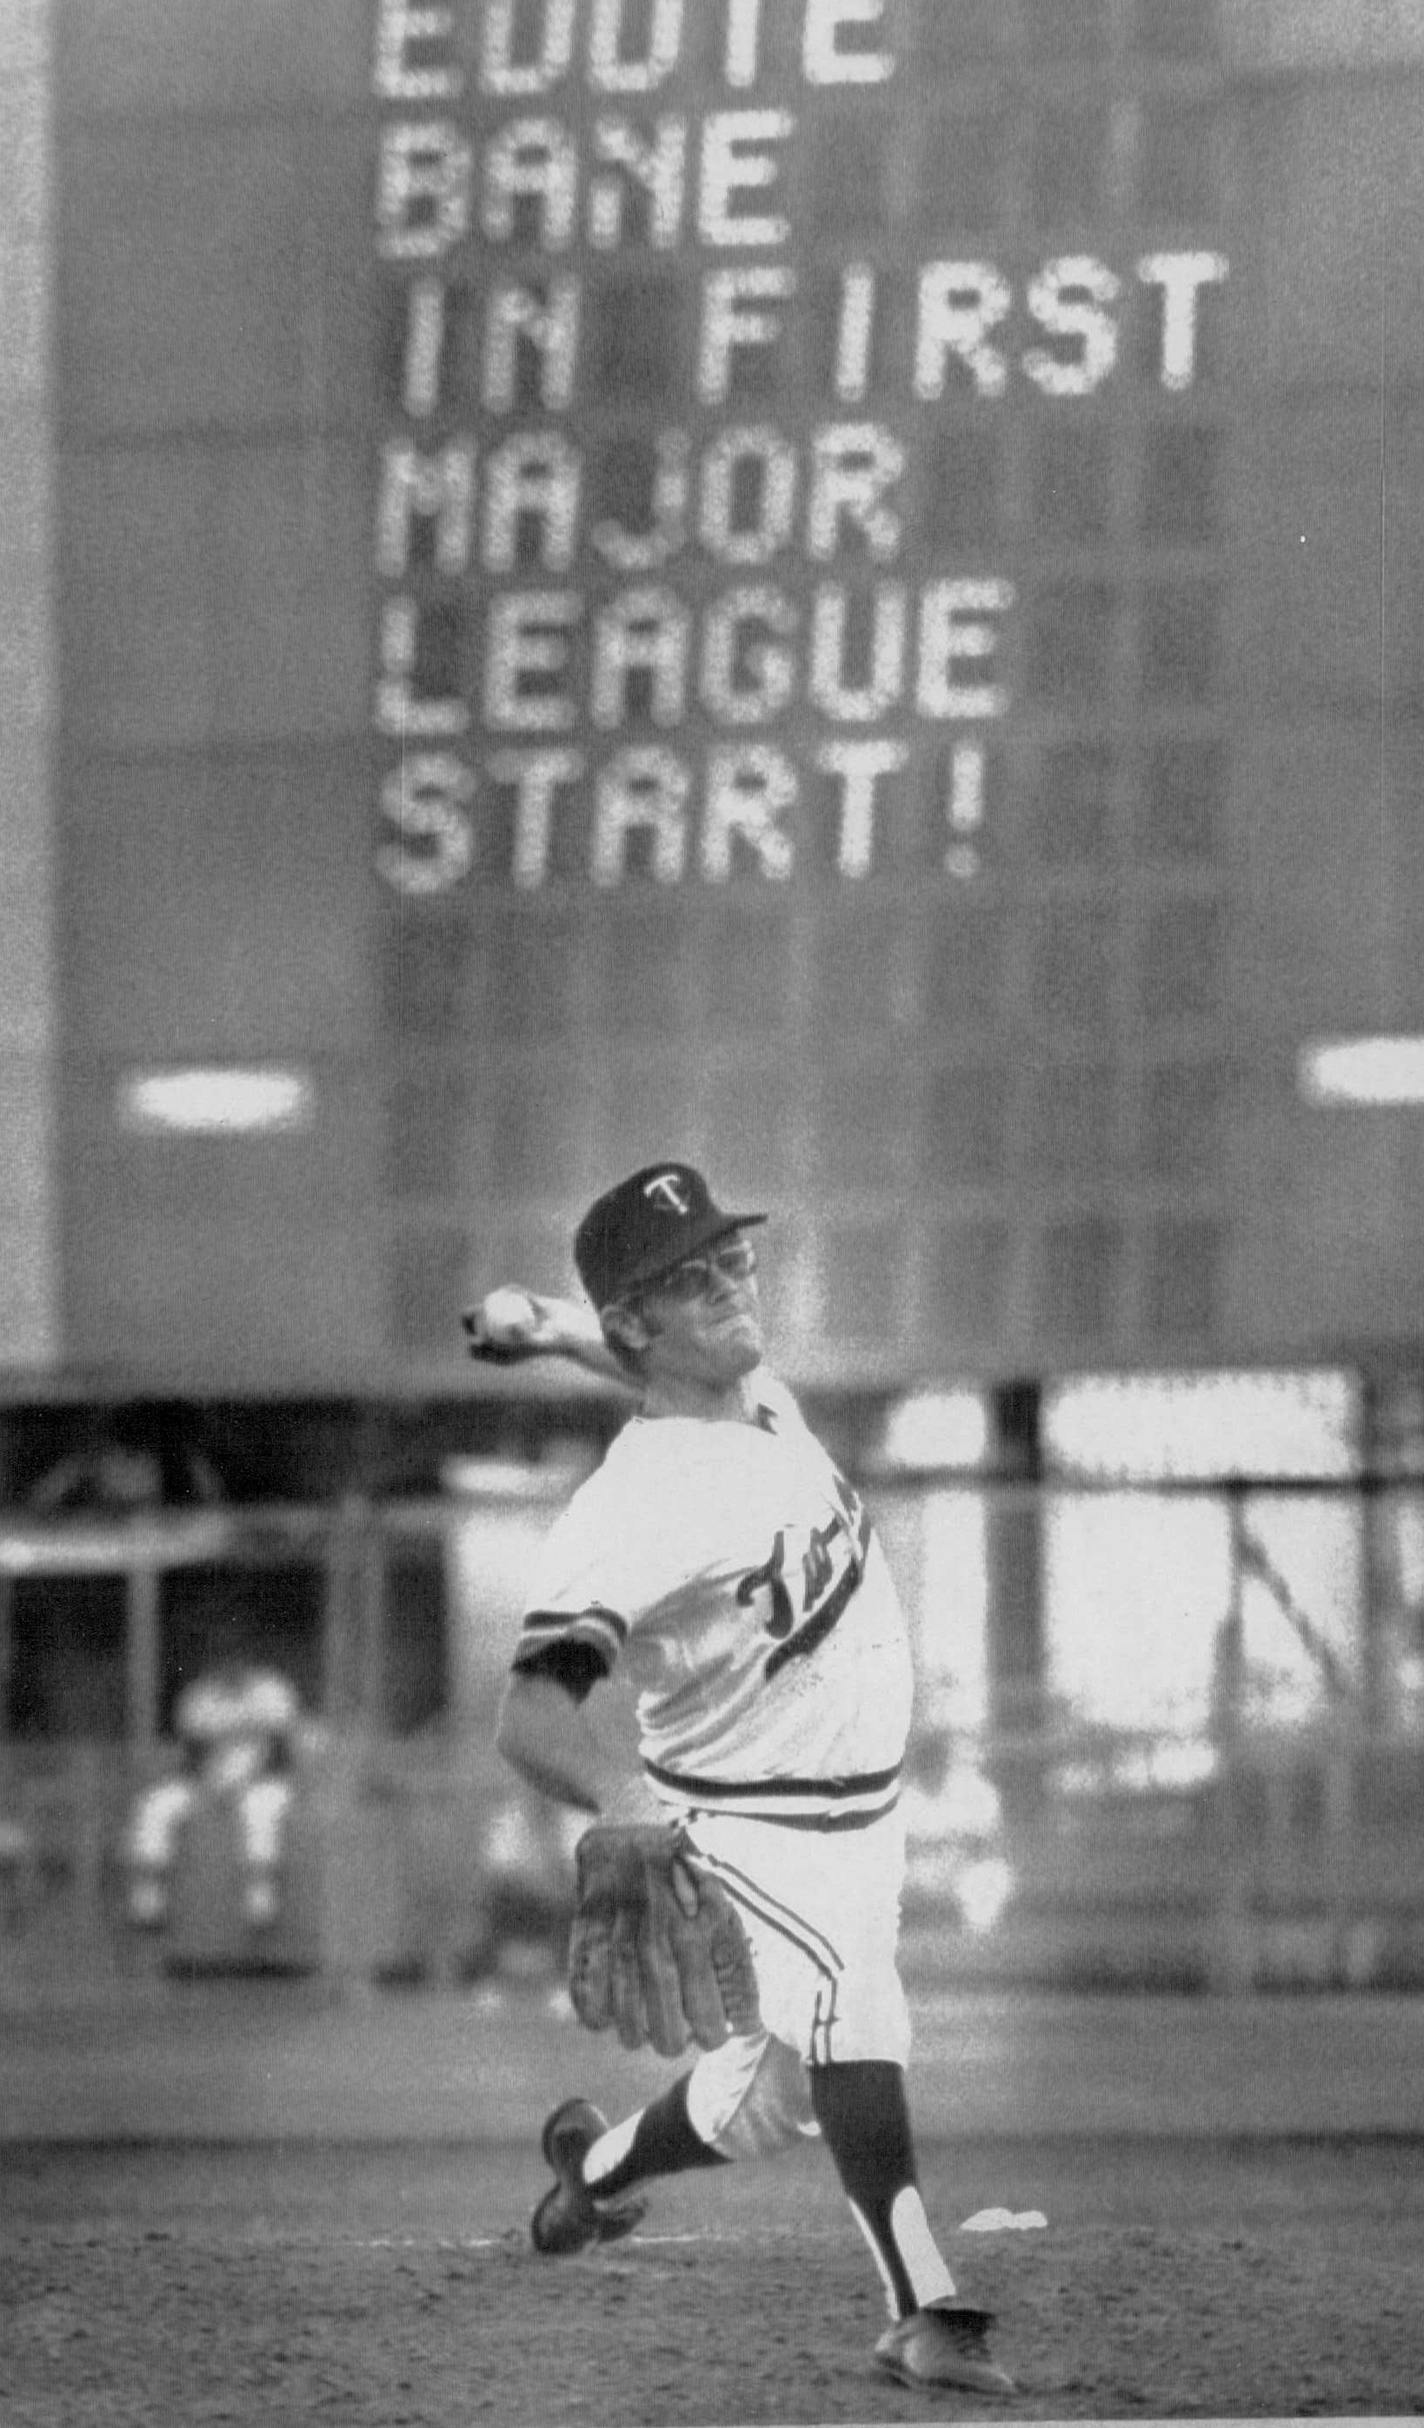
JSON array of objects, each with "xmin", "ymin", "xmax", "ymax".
[
  {"xmin": 125, "ymin": 1660, "xmax": 301, "ymax": 1929},
  {"xmin": 26, "ymin": 1405, "xmax": 225, "ymax": 1518}
]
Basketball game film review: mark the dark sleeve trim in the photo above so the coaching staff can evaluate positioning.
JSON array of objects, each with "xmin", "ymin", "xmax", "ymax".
[
  {"xmin": 515, "ymin": 1602, "xmax": 627, "ymax": 1661},
  {"xmin": 510, "ymin": 1639, "xmax": 611, "ymax": 1706}
]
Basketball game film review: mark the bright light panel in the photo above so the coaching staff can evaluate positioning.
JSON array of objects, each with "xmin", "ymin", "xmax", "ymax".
[
  {"xmin": 119, "ymin": 1068, "xmax": 314, "ymax": 1135},
  {"xmin": 1299, "ymin": 1035, "xmax": 1424, "ymax": 1105},
  {"xmin": 1044, "ymin": 1488, "xmax": 1360, "ymax": 1736},
  {"xmin": 1045, "ymin": 1370, "xmax": 1358, "ymax": 1481},
  {"xmin": 1045, "ymin": 1494, "xmax": 1228, "ymax": 1734},
  {"xmin": 880, "ymin": 1389, "xmax": 990, "ymax": 1470}
]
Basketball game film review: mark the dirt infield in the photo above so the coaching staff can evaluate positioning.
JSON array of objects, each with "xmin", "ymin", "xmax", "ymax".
[
  {"xmin": 5, "ymin": 1987, "xmax": 1424, "ymax": 2423},
  {"xmin": 5, "ymin": 2134, "xmax": 1424, "ymax": 2424}
]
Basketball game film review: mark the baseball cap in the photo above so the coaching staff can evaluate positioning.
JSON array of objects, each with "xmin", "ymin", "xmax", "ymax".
[{"xmin": 574, "ymin": 1163, "xmax": 767, "ymax": 1307}]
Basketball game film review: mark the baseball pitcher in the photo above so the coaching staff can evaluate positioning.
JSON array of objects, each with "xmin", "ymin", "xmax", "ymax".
[{"xmin": 469, "ymin": 1162, "xmax": 1014, "ymax": 2396}]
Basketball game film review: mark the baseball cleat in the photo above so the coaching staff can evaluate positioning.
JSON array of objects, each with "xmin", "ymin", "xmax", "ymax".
[
  {"xmin": 874, "ymin": 2302, "xmax": 1017, "ymax": 2395},
  {"xmin": 530, "ymin": 2098, "xmax": 647, "ymax": 2256}
]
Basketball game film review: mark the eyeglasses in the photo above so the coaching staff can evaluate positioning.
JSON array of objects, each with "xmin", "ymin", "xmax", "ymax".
[{"xmin": 641, "ymin": 1236, "xmax": 759, "ymax": 1304}]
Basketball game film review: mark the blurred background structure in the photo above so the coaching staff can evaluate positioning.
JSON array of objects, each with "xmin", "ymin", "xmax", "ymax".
[{"xmin": 3, "ymin": 0, "xmax": 1424, "ymax": 2003}]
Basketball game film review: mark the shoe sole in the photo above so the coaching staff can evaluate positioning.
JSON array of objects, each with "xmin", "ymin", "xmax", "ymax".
[
  {"xmin": 530, "ymin": 2184, "xmax": 644, "ymax": 2255},
  {"xmin": 876, "ymin": 2350, "xmax": 1017, "ymax": 2396},
  {"xmin": 533, "ymin": 2100, "xmax": 646, "ymax": 2254}
]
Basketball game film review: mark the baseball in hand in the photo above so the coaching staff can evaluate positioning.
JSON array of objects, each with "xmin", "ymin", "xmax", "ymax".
[{"xmin": 481, "ymin": 1286, "xmax": 538, "ymax": 1343}]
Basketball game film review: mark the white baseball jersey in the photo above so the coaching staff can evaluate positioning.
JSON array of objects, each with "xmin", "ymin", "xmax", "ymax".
[{"xmin": 513, "ymin": 1370, "xmax": 914, "ymax": 1829}]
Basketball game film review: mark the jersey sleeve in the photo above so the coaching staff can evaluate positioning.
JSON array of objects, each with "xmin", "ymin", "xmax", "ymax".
[
  {"xmin": 508, "ymin": 1446, "xmax": 672, "ymax": 1689},
  {"xmin": 511, "ymin": 1602, "xmax": 628, "ymax": 1696},
  {"xmin": 510, "ymin": 1382, "xmax": 791, "ymax": 1695}
]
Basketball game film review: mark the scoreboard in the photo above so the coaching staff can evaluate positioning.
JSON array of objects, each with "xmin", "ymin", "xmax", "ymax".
[
  {"xmin": 372, "ymin": 0, "xmax": 1230, "ymax": 1384},
  {"xmin": 372, "ymin": 9, "xmax": 1224, "ymax": 906},
  {"xmin": 49, "ymin": 1, "xmax": 1424, "ymax": 1390}
]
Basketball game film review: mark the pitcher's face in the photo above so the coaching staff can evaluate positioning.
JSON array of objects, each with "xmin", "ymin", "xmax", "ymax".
[{"xmin": 632, "ymin": 1233, "xmax": 766, "ymax": 1390}]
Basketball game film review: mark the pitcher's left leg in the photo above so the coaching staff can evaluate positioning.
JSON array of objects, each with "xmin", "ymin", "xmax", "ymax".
[
  {"xmin": 809, "ymin": 2058, "xmax": 1014, "ymax": 2394},
  {"xmin": 808, "ymin": 2058, "xmax": 952, "ymax": 2317}
]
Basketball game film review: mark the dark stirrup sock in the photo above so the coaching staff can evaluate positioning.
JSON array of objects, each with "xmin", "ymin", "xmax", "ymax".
[
  {"xmin": 583, "ymin": 2073, "xmax": 730, "ymax": 2199},
  {"xmin": 809, "ymin": 2059, "xmax": 954, "ymax": 2319}
]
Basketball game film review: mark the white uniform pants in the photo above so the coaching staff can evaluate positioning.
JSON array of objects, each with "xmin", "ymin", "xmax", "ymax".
[
  {"xmin": 679, "ymin": 1802, "xmax": 910, "ymax": 2159},
  {"xmin": 128, "ymin": 1775, "xmax": 291, "ymax": 1872},
  {"xmin": 126, "ymin": 1773, "xmax": 292, "ymax": 1925}
]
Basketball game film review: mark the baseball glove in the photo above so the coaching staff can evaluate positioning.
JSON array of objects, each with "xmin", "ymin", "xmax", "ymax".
[{"xmin": 568, "ymin": 1821, "xmax": 761, "ymax": 2060}]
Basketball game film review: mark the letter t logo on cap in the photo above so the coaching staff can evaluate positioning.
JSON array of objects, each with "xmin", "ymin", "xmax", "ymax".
[{"xmin": 643, "ymin": 1171, "xmax": 692, "ymax": 1215}]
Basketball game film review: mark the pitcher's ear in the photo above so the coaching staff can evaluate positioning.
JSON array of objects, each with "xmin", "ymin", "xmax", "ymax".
[{"xmin": 602, "ymin": 1304, "xmax": 650, "ymax": 1356}]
